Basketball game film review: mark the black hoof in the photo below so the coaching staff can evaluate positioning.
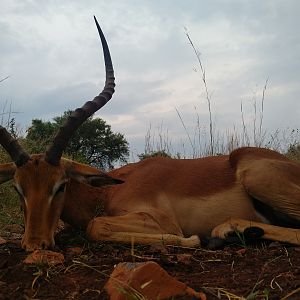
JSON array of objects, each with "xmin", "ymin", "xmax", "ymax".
[{"xmin": 244, "ymin": 226, "xmax": 265, "ymax": 239}]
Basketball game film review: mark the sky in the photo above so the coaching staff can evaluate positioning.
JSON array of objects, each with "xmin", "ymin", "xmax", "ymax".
[{"xmin": 1, "ymin": 0, "xmax": 300, "ymax": 160}]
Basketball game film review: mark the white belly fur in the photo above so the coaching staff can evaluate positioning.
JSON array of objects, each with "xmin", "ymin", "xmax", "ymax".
[{"xmin": 170, "ymin": 185, "xmax": 261, "ymax": 237}]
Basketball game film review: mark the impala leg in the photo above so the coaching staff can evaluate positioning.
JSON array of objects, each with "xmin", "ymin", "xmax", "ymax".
[
  {"xmin": 236, "ymin": 156, "xmax": 300, "ymax": 225},
  {"xmin": 86, "ymin": 212, "xmax": 200, "ymax": 247},
  {"xmin": 211, "ymin": 218, "xmax": 300, "ymax": 245}
]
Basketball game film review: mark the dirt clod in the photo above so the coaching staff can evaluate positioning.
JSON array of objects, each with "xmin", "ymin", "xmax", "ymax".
[{"xmin": 23, "ymin": 249, "xmax": 65, "ymax": 265}]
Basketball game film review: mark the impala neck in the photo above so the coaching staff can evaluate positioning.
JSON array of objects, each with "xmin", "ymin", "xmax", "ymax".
[{"xmin": 61, "ymin": 179, "xmax": 111, "ymax": 229}]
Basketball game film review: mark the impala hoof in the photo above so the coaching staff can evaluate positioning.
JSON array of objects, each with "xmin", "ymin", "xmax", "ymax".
[
  {"xmin": 244, "ymin": 226, "xmax": 265, "ymax": 239},
  {"xmin": 211, "ymin": 222, "xmax": 235, "ymax": 239},
  {"xmin": 22, "ymin": 237, "xmax": 54, "ymax": 252}
]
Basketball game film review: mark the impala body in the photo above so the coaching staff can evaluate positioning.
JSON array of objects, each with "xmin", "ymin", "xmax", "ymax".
[{"xmin": 1, "ymin": 18, "xmax": 300, "ymax": 251}]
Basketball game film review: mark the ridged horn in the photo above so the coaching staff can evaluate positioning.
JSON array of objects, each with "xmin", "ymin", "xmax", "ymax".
[
  {"xmin": 45, "ymin": 16, "xmax": 115, "ymax": 166},
  {"xmin": 0, "ymin": 126, "xmax": 30, "ymax": 167}
]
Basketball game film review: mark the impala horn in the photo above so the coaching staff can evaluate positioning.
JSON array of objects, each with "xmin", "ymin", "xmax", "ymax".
[
  {"xmin": 0, "ymin": 127, "xmax": 30, "ymax": 167},
  {"xmin": 45, "ymin": 16, "xmax": 115, "ymax": 166}
]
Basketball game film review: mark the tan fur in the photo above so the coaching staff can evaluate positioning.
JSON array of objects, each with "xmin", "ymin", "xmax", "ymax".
[{"xmin": 1, "ymin": 147, "xmax": 300, "ymax": 250}]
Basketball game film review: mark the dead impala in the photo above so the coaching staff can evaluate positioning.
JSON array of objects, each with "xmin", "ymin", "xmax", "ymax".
[{"xmin": 1, "ymin": 18, "xmax": 300, "ymax": 251}]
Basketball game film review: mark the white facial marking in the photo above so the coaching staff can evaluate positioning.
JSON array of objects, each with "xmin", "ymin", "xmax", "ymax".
[
  {"xmin": 14, "ymin": 183, "xmax": 27, "ymax": 206},
  {"xmin": 14, "ymin": 183, "xmax": 23, "ymax": 195},
  {"xmin": 48, "ymin": 180, "xmax": 67, "ymax": 205}
]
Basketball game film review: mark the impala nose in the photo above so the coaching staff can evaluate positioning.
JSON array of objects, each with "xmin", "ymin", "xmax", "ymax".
[{"xmin": 21, "ymin": 237, "xmax": 54, "ymax": 251}]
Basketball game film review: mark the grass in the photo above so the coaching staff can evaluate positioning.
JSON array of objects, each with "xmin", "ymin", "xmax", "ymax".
[
  {"xmin": 139, "ymin": 31, "xmax": 300, "ymax": 160},
  {"xmin": 0, "ymin": 181, "xmax": 22, "ymax": 234}
]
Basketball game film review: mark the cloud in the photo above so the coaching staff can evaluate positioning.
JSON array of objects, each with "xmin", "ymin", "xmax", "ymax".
[{"xmin": 1, "ymin": 0, "xmax": 300, "ymax": 159}]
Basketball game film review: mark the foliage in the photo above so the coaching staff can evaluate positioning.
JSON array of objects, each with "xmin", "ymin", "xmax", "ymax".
[
  {"xmin": 285, "ymin": 143, "xmax": 300, "ymax": 162},
  {"xmin": 0, "ymin": 147, "xmax": 23, "ymax": 231},
  {"xmin": 0, "ymin": 181, "xmax": 22, "ymax": 232},
  {"xmin": 25, "ymin": 119, "xmax": 56, "ymax": 154},
  {"xmin": 25, "ymin": 111, "xmax": 129, "ymax": 169},
  {"xmin": 138, "ymin": 150, "xmax": 172, "ymax": 161}
]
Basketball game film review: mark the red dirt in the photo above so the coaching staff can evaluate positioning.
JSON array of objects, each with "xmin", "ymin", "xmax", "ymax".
[{"xmin": 0, "ymin": 227, "xmax": 300, "ymax": 299}]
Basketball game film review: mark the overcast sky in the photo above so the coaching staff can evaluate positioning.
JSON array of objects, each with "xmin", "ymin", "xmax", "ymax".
[{"xmin": 1, "ymin": 0, "xmax": 300, "ymax": 159}]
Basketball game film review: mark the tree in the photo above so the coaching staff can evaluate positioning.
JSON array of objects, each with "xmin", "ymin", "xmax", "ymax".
[
  {"xmin": 286, "ymin": 143, "xmax": 300, "ymax": 162},
  {"xmin": 138, "ymin": 150, "xmax": 172, "ymax": 161},
  {"xmin": 25, "ymin": 111, "xmax": 129, "ymax": 170}
]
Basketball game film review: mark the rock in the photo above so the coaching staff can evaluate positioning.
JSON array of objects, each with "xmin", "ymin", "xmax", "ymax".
[
  {"xmin": 0, "ymin": 236, "xmax": 6, "ymax": 245},
  {"xmin": 23, "ymin": 250, "xmax": 64, "ymax": 265},
  {"xmin": 105, "ymin": 261, "xmax": 206, "ymax": 300},
  {"xmin": 235, "ymin": 248, "xmax": 247, "ymax": 255}
]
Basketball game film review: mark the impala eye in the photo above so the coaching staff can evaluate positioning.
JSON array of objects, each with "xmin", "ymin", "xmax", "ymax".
[{"xmin": 54, "ymin": 182, "xmax": 66, "ymax": 196}]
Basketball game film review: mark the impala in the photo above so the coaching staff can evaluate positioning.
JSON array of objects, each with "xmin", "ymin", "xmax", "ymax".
[{"xmin": 1, "ymin": 18, "xmax": 300, "ymax": 251}]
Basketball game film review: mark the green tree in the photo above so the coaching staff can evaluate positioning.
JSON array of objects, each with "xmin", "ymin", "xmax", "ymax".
[
  {"xmin": 25, "ymin": 111, "xmax": 129, "ymax": 170},
  {"xmin": 25, "ymin": 119, "xmax": 56, "ymax": 154},
  {"xmin": 286, "ymin": 143, "xmax": 300, "ymax": 162},
  {"xmin": 138, "ymin": 150, "xmax": 172, "ymax": 161}
]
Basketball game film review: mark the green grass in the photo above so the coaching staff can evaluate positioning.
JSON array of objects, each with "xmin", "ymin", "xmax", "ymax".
[{"xmin": 0, "ymin": 181, "xmax": 22, "ymax": 234}]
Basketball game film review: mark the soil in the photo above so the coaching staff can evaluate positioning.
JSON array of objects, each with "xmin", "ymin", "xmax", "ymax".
[{"xmin": 0, "ymin": 227, "xmax": 300, "ymax": 300}]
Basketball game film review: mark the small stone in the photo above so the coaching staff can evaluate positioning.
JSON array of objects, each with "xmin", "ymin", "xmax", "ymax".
[
  {"xmin": 0, "ymin": 237, "xmax": 7, "ymax": 245},
  {"xmin": 236, "ymin": 248, "xmax": 247, "ymax": 255},
  {"xmin": 105, "ymin": 261, "xmax": 206, "ymax": 300},
  {"xmin": 23, "ymin": 250, "xmax": 64, "ymax": 265}
]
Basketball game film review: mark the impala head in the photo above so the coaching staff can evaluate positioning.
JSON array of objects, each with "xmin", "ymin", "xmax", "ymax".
[{"xmin": 0, "ymin": 17, "xmax": 120, "ymax": 251}]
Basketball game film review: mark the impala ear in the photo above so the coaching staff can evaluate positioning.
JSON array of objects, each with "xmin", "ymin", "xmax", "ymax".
[
  {"xmin": 68, "ymin": 171, "xmax": 124, "ymax": 187},
  {"xmin": 0, "ymin": 163, "xmax": 16, "ymax": 184},
  {"xmin": 63, "ymin": 159, "xmax": 124, "ymax": 187},
  {"xmin": 84, "ymin": 174, "xmax": 124, "ymax": 187}
]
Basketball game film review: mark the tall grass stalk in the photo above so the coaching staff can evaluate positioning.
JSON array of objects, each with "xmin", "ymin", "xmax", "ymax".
[
  {"xmin": 175, "ymin": 107, "xmax": 195, "ymax": 155},
  {"xmin": 0, "ymin": 76, "xmax": 9, "ymax": 84},
  {"xmin": 143, "ymin": 123, "xmax": 173, "ymax": 157},
  {"xmin": 258, "ymin": 78, "xmax": 268, "ymax": 145},
  {"xmin": 185, "ymin": 29, "xmax": 214, "ymax": 155}
]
